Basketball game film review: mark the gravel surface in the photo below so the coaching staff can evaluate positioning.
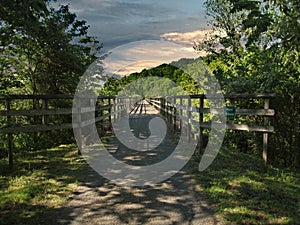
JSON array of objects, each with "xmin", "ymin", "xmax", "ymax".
[{"xmin": 51, "ymin": 100, "xmax": 224, "ymax": 225}]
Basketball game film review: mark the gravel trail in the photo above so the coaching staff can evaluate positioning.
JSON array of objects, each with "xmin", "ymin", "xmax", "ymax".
[{"xmin": 52, "ymin": 100, "xmax": 224, "ymax": 225}]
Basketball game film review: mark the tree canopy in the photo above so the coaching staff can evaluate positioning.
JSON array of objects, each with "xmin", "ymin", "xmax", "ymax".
[
  {"xmin": 0, "ymin": 0, "xmax": 102, "ymax": 94},
  {"xmin": 195, "ymin": 0, "xmax": 300, "ymax": 168}
]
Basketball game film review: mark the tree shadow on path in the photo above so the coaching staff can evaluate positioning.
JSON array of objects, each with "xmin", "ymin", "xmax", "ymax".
[{"xmin": 49, "ymin": 102, "xmax": 223, "ymax": 225}]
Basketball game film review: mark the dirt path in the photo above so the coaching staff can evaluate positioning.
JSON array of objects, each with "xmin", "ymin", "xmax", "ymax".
[{"xmin": 52, "ymin": 100, "xmax": 223, "ymax": 225}]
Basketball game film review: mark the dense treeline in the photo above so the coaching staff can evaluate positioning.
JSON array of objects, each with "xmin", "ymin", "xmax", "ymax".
[
  {"xmin": 0, "ymin": 0, "xmax": 299, "ymax": 168},
  {"xmin": 0, "ymin": 0, "xmax": 102, "ymax": 153},
  {"xmin": 100, "ymin": 59, "xmax": 205, "ymax": 97},
  {"xmin": 198, "ymin": 0, "xmax": 299, "ymax": 168},
  {"xmin": 0, "ymin": 0, "xmax": 101, "ymax": 95},
  {"xmin": 101, "ymin": 0, "xmax": 300, "ymax": 169}
]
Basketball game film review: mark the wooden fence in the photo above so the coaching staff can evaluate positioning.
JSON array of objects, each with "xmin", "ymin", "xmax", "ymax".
[
  {"xmin": 149, "ymin": 93, "xmax": 276, "ymax": 165},
  {"xmin": 0, "ymin": 93, "xmax": 275, "ymax": 169},
  {"xmin": 0, "ymin": 94, "xmax": 130, "ymax": 169}
]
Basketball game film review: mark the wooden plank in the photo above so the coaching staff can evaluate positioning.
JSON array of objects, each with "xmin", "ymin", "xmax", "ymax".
[
  {"xmin": 199, "ymin": 108, "xmax": 275, "ymax": 116},
  {"xmin": 80, "ymin": 107, "xmax": 95, "ymax": 113},
  {"xmin": 194, "ymin": 121, "xmax": 274, "ymax": 132},
  {"xmin": 149, "ymin": 99, "xmax": 161, "ymax": 104},
  {"xmin": 0, "ymin": 94, "xmax": 116, "ymax": 100},
  {"xmin": 98, "ymin": 105, "xmax": 113, "ymax": 111},
  {"xmin": 0, "ymin": 123, "xmax": 74, "ymax": 134},
  {"xmin": 0, "ymin": 105, "xmax": 116, "ymax": 117},
  {"xmin": 190, "ymin": 93, "xmax": 276, "ymax": 99},
  {"xmin": 0, "ymin": 108, "xmax": 72, "ymax": 116},
  {"xmin": 224, "ymin": 93, "xmax": 276, "ymax": 99},
  {"xmin": 0, "ymin": 93, "xmax": 275, "ymax": 101},
  {"xmin": 237, "ymin": 108, "xmax": 275, "ymax": 116},
  {"xmin": 0, "ymin": 94, "xmax": 74, "ymax": 100},
  {"xmin": 80, "ymin": 113, "xmax": 113, "ymax": 127},
  {"xmin": 226, "ymin": 123, "xmax": 274, "ymax": 132}
]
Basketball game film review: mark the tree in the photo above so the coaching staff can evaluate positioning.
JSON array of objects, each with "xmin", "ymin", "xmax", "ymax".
[
  {"xmin": 0, "ymin": 0, "xmax": 102, "ymax": 94},
  {"xmin": 197, "ymin": 0, "xmax": 300, "ymax": 168},
  {"xmin": 0, "ymin": 0, "xmax": 103, "ymax": 155}
]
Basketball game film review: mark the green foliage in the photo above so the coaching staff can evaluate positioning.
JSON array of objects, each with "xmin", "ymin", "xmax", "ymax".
[
  {"xmin": 0, "ymin": 0, "xmax": 102, "ymax": 95},
  {"xmin": 0, "ymin": 1, "xmax": 102, "ymax": 154},
  {"xmin": 198, "ymin": 0, "xmax": 300, "ymax": 168},
  {"xmin": 99, "ymin": 59, "xmax": 210, "ymax": 96},
  {"xmin": 192, "ymin": 148, "xmax": 300, "ymax": 224},
  {"xmin": 0, "ymin": 144, "xmax": 88, "ymax": 225}
]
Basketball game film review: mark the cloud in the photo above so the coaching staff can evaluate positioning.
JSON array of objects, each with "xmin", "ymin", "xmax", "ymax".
[
  {"xmin": 53, "ymin": 0, "xmax": 207, "ymax": 51},
  {"xmin": 100, "ymin": 40, "xmax": 201, "ymax": 77},
  {"xmin": 160, "ymin": 29, "xmax": 212, "ymax": 47}
]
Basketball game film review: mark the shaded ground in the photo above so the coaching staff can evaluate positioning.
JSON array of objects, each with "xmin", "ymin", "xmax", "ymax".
[{"xmin": 49, "ymin": 100, "xmax": 223, "ymax": 224}]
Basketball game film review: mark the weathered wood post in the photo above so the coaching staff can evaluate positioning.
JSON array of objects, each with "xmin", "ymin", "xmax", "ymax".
[
  {"xmin": 113, "ymin": 97, "xmax": 117, "ymax": 122},
  {"xmin": 187, "ymin": 97, "xmax": 191, "ymax": 142},
  {"xmin": 6, "ymin": 98, "xmax": 13, "ymax": 170},
  {"xmin": 165, "ymin": 97, "xmax": 168, "ymax": 118},
  {"xmin": 42, "ymin": 98, "xmax": 49, "ymax": 125},
  {"xmin": 173, "ymin": 97, "xmax": 177, "ymax": 132},
  {"xmin": 161, "ymin": 97, "xmax": 165, "ymax": 116},
  {"xmin": 263, "ymin": 98, "xmax": 270, "ymax": 166},
  {"xmin": 169, "ymin": 97, "xmax": 173, "ymax": 124},
  {"xmin": 99, "ymin": 98, "xmax": 104, "ymax": 135},
  {"xmin": 108, "ymin": 98, "xmax": 112, "ymax": 130},
  {"xmin": 179, "ymin": 97, "xmax": 183, "ymax": 130},
  {"xmin": 229, "ymin": 98, "xmax": 236, "ymax": 125},
  {"xmin": 75, "ymin": 96, "xmax": 82, "ymax": 155},
  {"xmin": 199, "ymin": 95, "xmax": 204, "ymax": 152}
]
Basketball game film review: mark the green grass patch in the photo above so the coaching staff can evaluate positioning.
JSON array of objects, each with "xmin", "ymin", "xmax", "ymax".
[
  {"xmin": 192, "ymin": 148, "xmax": 300, "ymax": 225},
  {"xmin": 0, "ymin": 144, "xmax": 89, "ymax": 225}
]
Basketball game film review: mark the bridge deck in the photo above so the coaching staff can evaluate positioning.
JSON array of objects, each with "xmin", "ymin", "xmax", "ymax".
[{"xmin": 53, "ymin": 99, "xmax": 223, "ymax": 225}]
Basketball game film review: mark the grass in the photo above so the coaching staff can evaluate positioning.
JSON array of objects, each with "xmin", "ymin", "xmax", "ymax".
[
  {"xmin": 192, "ymin": 148, "xmax": 300, "ymax": 224},
  {"xmin": 1, "ymin": 137, "xmax": 300, "ymax": 225},
  {"xmin": 0, "ymin": 144, "xmax": 88, "ymax": 225}
]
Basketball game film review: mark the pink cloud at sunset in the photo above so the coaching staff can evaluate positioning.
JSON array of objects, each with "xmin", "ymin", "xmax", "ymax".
[{"xmin": 160, "ymin": 29, "xmax": 212, "ymax": 47}]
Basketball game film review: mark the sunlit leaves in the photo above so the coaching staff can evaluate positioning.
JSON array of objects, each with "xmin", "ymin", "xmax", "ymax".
[{"xmin": 0, "ymin": 0, "xmax": 102, "ymax": 94}]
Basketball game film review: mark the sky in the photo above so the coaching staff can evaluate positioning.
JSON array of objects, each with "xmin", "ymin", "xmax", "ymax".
[{"xmin": 53, "ymin": 0, "xmax": 210, "ymax": 75}]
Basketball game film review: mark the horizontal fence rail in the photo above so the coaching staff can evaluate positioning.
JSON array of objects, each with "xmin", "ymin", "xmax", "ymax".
[
  {"xmin": 148, "ymin": 93, "xmax": 275, "ymax": 165},
  {"xmin": 0, "ymin": 95, "xmax": 120, "ymax": 134},
  {"xmin": 0, "ymin": 93, "xmax": 275, "ymax": 169},
  {"xmin": 0, "ymin": 94, "xmax": 134, "ymax": 169}
]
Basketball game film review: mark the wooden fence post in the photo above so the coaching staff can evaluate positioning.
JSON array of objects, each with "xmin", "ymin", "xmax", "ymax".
[
  {"xmin": 199, "ymin": 96, "xmax": 204, "ymax": 151},
  {"xmin": 229, "ymin": 98, "xmax": 235, "ymax": 125},
  {"xmin": 160, "ymin": 98, "xmax": 164, "ymax": 116},
  {"xmin": 42, "ymin": 98, "xmax": 49, "ymax": 125},
  {"xmin": 100, "ymin": 98, "xmax": 104, "ymax": 135},
  {"xmin": 113, "ymin": 97, "xmax": 116, "ymax": 122},
  {"xmin": 6, "ymin": 99, "xmax": 13, "ymax": 170},
  {"xmin": 173, "ymin": 97, "xmax": 176, "ymax": 132},
  {"xmin": 263, "ymin": 98, "xmax": 270, "ymax": 166},
  {"xmin": 180, "ymin": 97, "xmax": 183, "ymax": 130},
  {"xmin": 165, "ymin": 97, "xmax": 169, "ymax": 122},
  {"xmin": 108, "ymin": 98, "xmax": 112, "ymax": 130},
  {"xmin": 75, "ymin": 96, "xmax": 82, "ymax": 155},
  {"xmin": 187, "ymin": 97, "xmax": 191, "ymax": 142}
]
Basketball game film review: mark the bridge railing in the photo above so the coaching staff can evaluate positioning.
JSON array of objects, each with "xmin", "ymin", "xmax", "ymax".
[
  {"xmin": 148, "ymin": 93, "xmax": 276, "ymax": 165},
  {"xmin": 0, "ymin": 93, "xmax": 276, "ymax": 169},
  {"xmin": 0, "ymin": 94, "xmax": 129, "ymax": 169}
]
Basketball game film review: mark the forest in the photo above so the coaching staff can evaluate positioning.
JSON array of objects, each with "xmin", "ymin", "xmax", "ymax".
[
  {"xmin": 1, "ymin": 1, "xmax": 299, "ymax": 168},
  {"xmin": 0, "ymin": 0, "xmax": 299, "ymax": 224}
]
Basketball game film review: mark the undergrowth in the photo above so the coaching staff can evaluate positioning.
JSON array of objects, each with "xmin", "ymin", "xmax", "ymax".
[
  {"xmin": 0, "ymin": 144, "xmax": 88, "ymax": 225},
  {"xmin": 192, "ymin": 148, "xmax": 300, "ymax": 224}
]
